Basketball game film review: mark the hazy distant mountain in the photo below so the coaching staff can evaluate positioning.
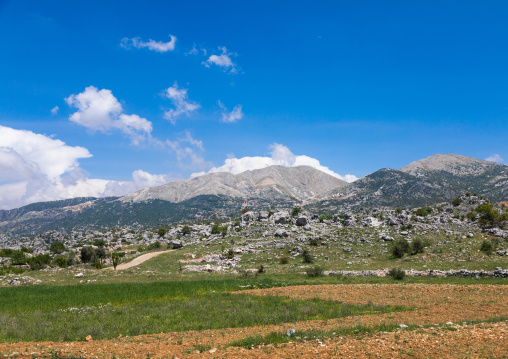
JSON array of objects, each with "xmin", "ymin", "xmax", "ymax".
[
  {"xmin": 121, "ymin": 165, "xmax": 348, "ymax": 203},
  {"xmin": 315, "ymin": 154, "xmax": 508, "ymax": 208}
]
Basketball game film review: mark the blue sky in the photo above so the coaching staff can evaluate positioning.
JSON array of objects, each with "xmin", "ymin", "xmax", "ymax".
[{"xmin": 1, "ymin": 0, "xmax": 508, "ymax": 209}]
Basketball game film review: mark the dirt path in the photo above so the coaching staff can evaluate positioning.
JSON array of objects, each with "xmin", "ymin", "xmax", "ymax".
[{"xmin": 105, "ymin": 249, "xmax": 175, "ymax": 270}]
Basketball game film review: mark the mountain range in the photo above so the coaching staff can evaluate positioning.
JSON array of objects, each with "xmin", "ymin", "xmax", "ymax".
[{"xmin": 1, "ymin": 153, "xmax": 507, "ymax": 234}]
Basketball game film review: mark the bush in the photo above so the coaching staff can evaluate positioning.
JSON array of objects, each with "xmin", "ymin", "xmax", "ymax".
[
  {"xmin": 182, "ymin": 225, "xmax": 191, "ymax": 236},
  {"xmin": 80, "ymin": 246, "xmax": 95, "ymax": 263},
  {"xmin": 147, "ymin": 241, "xmax": 162, "ymax": 250},
  {"xmin": 211, "ymin": 224, "xmax": 220, "ymax": 235},
  {"xmin": 279, "ymin": 256, "xmax": 289, "ymax": 264},
  {"xmin": 389, "ymin": 268, "xmax": 406, "ymax": 280},
  {"xmin": 391, "ymin": 239, "xmax": 410, "ymax": 258},
  {"xmin": 157, "ymin": 228, "xmax": 167, "ymax": 237},
  {"xmin": 27, "ymin": 254, "xmax": 51, "ymax": 270},
  {"xmin": 411, "ymin": 238, "xmax": 425, "ymax": 255},
  {"xmin": 480, "ymin": 240, "xmax": 493, "ymax": 255},
  {"xmin": 291, "ymin": 207, "xmax": 302, "ymax": 217},
  {"xmin": 309, "ymin": 238, "xmax": 319, "ymax": 246},
  {"xmin": 93, "ymin": 239, "xmax": 106, "ymax": 247},
  {"xmin": 50, "ymin": 241, "xmax": 66, "ymax": 254},
  {"xmin": 302, "ymin": 249, "xmax": 313, "ymax": 263},
  {"xmin": 452, "ymin": 197, "xmax": 462, "ymax": 206},
  {"xmin": 306, "ymin": 266, "xmax": 324, "ymax": 277},
  {"xmin": 225, "ymin": 248, "xmax": 235, "ymax": 259},
  {"xmin": 53, "ymin": 256, "xmax": 68, "ymax": 268}
]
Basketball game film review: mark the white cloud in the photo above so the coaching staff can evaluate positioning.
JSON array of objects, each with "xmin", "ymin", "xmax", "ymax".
[
  {"xmin": 0, "ymin": 125, "xmax": 176, "ymax": 210},
  {"xmin": 50, "ymin": 106, "xmax": 59, "ymax": 115},
  {"xmin": 121, "ymin": 35, "xmax": 177, "ymax": 52},
  {"xmin": 203, "ymin": 46, "xmax": 238, "ymax": 74},
  {"xmin": 191, "ymin": 143, "xmax": 358, "ymax": 182},
  {"xmin": 66, "ymin": 86, "xmax": 154, "ymax": 145},
  {"xmin": 218, "ymin": 100, "xmax": 243, "ymax": 123},
  {"xmin": 163, "ymin": 82, "xmax": 200, "ymax": 125},
  {"xmin": 485, "ymin": 154, "xmax": 503, "ymax": 163},
  {"xmin": 166, "ymin": 131, "xmax": 209, "ymax": 170}
]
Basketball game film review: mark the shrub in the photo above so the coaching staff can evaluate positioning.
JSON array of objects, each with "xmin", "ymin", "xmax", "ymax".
[
  {"xmin": 279, "ymin": 256, "xmax": 289, "ymax": 264},
  {"xmin": 291, "ymin": 207, "xmax": 302, "ymax": 217},
  {"xmin": 389, "ymin": 268, "xmax": 406, "ymax": 280},
  {"xmin": 225, "ymin": 248, "xmax": 235, "ymax": 259},
  {"xmin": 395, "ymin": 207, "xmax": 402, "ymax": 215},
  {"xmin": 80, "ymin": 246, "xmax": 95, "ymax": 263},
  {"xmin": 305, "ymin": 266, "xmax": 324, "ymax": 277},
  {"xmin": 309, "ymin": 238, "xmax": 319, "ymax": 246},
  {"xmin": 27, "ymin": 254, "xmax": 51, "ymax": 270},
  {"xmin": 391, "ymin": 239, "xmax": 410, "ymax": 258},
  {"xmin": 211, "ymin": 224, "xmax": 220, "ymax": 235},
  {"xmin": 157, "ymin": 228, "xmax": 167, "ymax": 237},
  {"xmin": 182, "ymin": 225, "xmax": 191, "ymax": 236},
  {"xmin": 93, "ymin": 239, "xmax": 106, "ymax": 247},
  {"xmin": 410, "ymin": 238, "xmax": 425, "ymax": 255},
  {"xmin": 480, "ymin": 240, "xmax": 493, "ymax": 255},
  {"xmin": 302, "ymin": 249, "xmax": 313, "ymax": 263},
  {"xmin": 452, "ymin": 197, "xmax": 462, "ymax": 207},
  {"xmin": 53, "ymin": 256, "xmax": 68, "ymax": 268},
  {"xmin": 147, "ymin": 241, "xmax": 162, "ymax": 250},
  {"xmin": 95, "ymin": 247, "xmax": 107, "ymax": 259},
  {"xmin": 50, "ymin": 241, "xmax": 66, "ymax": 255}
]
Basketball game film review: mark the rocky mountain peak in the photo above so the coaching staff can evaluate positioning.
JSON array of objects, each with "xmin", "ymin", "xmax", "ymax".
[{"xmin": 399, "ymin": 153, "xmax": 498, "ymax": 176}]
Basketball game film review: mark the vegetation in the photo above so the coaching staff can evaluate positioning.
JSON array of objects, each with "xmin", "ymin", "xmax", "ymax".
[
  {"xmin": 0, "ymin": 279, "xmax": 405, "ymax": 342},
  {"xmin": 389, "ymin": 268, "xmax": 406, "ymax": 280}
]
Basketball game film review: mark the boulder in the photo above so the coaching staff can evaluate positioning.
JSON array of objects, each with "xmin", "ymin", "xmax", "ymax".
[
  {"xmin": 295, "ymin": 216, "xmax": 308, "ymax": 227},
  {"xmin": 273, "ymin": 211, "xmax": 290, "ymax": 224}
]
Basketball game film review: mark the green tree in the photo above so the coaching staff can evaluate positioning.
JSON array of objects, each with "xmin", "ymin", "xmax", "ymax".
[
  {"xmin": 111, "ymin": 252, "xmax": 122, "ymax": 270},
  {"xmin": 291, "ymin": 207, "xmax": 302, "ymax": 217},
  {"xmin": 80, "ymin": 246, "xmax": 95, "ymax": 263}
]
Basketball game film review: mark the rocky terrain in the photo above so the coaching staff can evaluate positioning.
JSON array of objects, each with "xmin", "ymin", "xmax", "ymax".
[
  {"xmin": 1, "ymin": 192, "xmax": 507, "ymax": 284},
  {"xmin": 0, "ymin": 153, "xmax": 507, "ymax": 236}
]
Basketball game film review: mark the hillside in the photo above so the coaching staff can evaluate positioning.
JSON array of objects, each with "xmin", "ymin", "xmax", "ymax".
[{"xmin": 121, "ymin": 165, "xmax": 348, "ymax": 203}]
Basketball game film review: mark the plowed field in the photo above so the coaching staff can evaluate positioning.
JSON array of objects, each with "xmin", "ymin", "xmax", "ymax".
[{"xmin": 1, "ymin": 284, "xmax": 507, "ymax": 358}]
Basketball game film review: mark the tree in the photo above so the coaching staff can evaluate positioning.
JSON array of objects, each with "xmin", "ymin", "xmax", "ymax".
[
  {"xmin": 111, "ymin": 252, "xmax": 122, "ymax": 270},
  {"xmin": 291, "ymin": 207, "xmax": 302, "ymax": 217},
  {"xmin": 182, "ymin": 225, "xmax": 191, "ymax": 235},
  {"xmin": 80, "ymin": 246, "xmax": 95, "ymax": 263},
  {"xmin": 50, "ymin": 241, "xmax": 65, "ymax": 255}
]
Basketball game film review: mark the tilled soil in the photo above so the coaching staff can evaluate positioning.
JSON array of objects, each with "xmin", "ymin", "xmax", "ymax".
[{"xmin": 1, "ymin": 284, "xmax": 507, "ymax": 358}]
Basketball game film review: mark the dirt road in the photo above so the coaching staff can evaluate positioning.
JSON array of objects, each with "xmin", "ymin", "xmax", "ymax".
[{"xmin": 106, "ymin": 249, "xmax": 174, "ymax": 270}]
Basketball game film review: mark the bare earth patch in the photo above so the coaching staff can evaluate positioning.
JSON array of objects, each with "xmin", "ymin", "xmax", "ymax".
[
  {"xmin": 105, "ymin": 250, "xmax": 175, "ymax": 270},
  {"xmin": 1, "ymin": 284, "xmax": 507, "ymax": 358}
]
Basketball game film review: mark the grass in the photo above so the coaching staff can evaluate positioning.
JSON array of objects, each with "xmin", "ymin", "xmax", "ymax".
[
  {"xmin": 228, "ymin": 316, "xmax": 508, "ymax": 349},
  {"xmin": 0, "ymin": 279, "xmax": 407, "ymax": 342}
]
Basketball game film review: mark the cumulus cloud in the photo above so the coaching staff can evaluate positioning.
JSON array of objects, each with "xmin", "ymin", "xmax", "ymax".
[
  {"xmin": 218, "ymin": 100, "xmax": 243, "ymax": 123},
  {"xmin": 0, "ymin": 125, "xmax": 176, "ymax": 210},
  {"xmin": 66, "ymin": 86, "xmax": 154, "ymax": 145},
  {"xmin": 121, "ymin": 35, "xmax": 177, "ymax": 52},
  {"xmin": 50, "ymin": 106, "xmax": 59, "ymax": 115},
  {"xmin": 191, "ymin": 143, "xmax": 358, "ymax": 182},
  {"xmin": 203, "ymin": 46, "xmax": 238, "ymax": 73},
  {"xmin": 485, "ymin": 154, "xmax": 503, "ymax": 163},
  {"xmin": 162, "ymin": 82, "xmax": 200, "ymax": 125}
]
